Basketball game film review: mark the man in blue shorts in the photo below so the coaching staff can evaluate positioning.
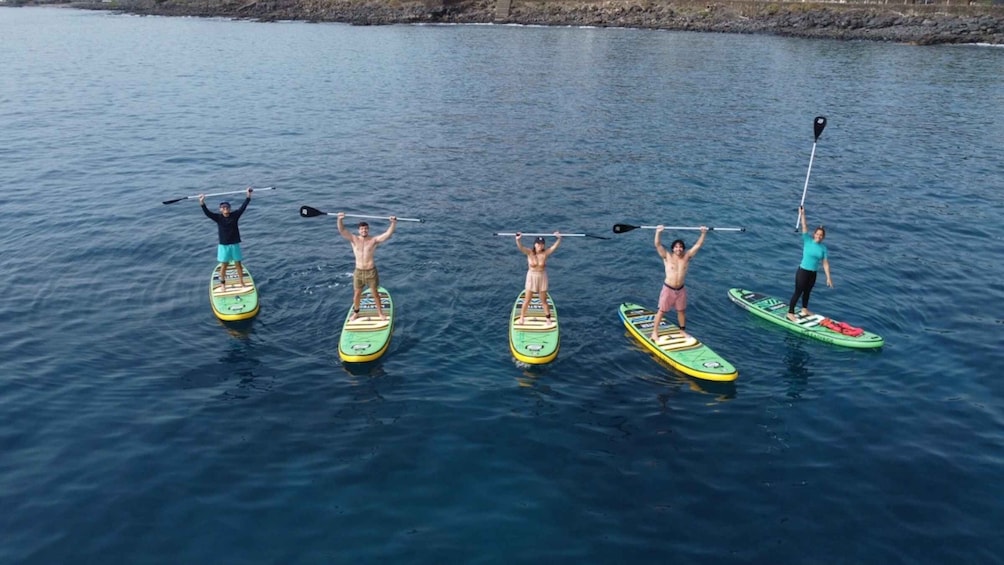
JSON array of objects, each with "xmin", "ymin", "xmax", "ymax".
[{"xmin": 200, "ymin": 187, "xmax": 252, "ymax": 291}]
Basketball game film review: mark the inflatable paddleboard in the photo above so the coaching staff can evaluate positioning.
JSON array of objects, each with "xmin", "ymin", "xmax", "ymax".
[
  {"xmin": 728, "ymin": 288, "xmax": 884, "ymax": 349},
  {"xmin": 509, "ymin": 290, "xmax": 559, "ymax": 364},
  {"xmin": 619, "ymin": 303, "xmax": 737, "ymax": 381},
  {"xmin": 210, "ymin": 262, "xmax": 259, "ymax": 321},
  {"xmin": 339, "ymin": 287, "xmax": 394, "ymax": 363}
]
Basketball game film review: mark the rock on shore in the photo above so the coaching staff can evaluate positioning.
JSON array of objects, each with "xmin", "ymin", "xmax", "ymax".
[{"xmin": 68, "ymin": 0, "xmax": 1004, "ymax": 44}]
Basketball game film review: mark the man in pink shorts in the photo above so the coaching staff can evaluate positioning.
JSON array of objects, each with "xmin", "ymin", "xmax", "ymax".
[{"xmin": 650, "ymin": 225, "xmax": 708, "ymax": 340}]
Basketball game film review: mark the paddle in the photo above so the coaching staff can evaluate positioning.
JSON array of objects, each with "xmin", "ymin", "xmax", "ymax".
[
  {"xmin": 299, "ymin": 205, "xmax": 423, "ymax": 223},
  {"xmin": 795, "ymin": 116, "xmax": 827, "ymax": 230},
  {"xmin": 493, "ymin": 232, "xmax": 610, "ymax": 240},
  {"xmin": 612, "ymin": 224, "xmax": 745, "ymax": 233},
  {"xmin": 162, "ymin": 186, "xmax": 275, "ymax": 205}
]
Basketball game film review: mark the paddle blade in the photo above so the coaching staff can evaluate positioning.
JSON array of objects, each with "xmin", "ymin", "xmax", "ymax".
[
  {"xmin": 813, "ymin": 116, "xmax": 827, "ymax": 141},
  {"xmin": 299, "ymin": 205, "xmax": 327, "ymax": 218},
  {"xmin": 612, "ymin": 224, "xmax": 639, "ymax": 234},
  {"xmin": 161, "ymin": 196, "xmax": 188, "ymax": 205}
]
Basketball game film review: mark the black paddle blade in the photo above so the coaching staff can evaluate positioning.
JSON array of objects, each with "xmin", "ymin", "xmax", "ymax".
[
  {"xmin": 612, "ymin": 224, "xmax": 639, "ymax": 234},
  {"xmin": 586, "ymin": 234, "xmax": 612, "ymax": 240},
  {"xmin": 299, "ymin": 205, "xmax": 326, "ymax": 218},
  {"xmin": 162, "ymin": 197, "xmax": 187, "ymax": 205},
  {"xmin": 813, "ymin": 116, "xmax": 827, "ymax": 141}
]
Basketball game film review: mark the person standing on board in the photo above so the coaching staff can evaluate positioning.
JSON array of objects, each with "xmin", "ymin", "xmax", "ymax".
[
  {"xmin": 337, "ymin": 212, "xmax": 397, "ymax": 321},
  {"xmin": 787, "ymin": 206, "xmax": 832, "ymax": 321},
  {"xmin": 200, "ymin": 187, "xmax": 252, "ymax": 291},
  {"xmin": 650, "ymin": 225, "xmax": 707, "ymax": 340},
  {"xmin": 515, "ymin": 232, "xmax": 561, "ymax": 325}
]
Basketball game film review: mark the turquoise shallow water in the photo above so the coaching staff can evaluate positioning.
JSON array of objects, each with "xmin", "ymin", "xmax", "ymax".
[{"xmin": 2, "ymin": 7, "xmax": 1003, "ymax": 563}]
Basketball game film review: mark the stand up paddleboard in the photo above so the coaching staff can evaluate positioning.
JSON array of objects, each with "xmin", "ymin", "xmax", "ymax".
[
  {"xmin": 728, "ymin": 288, "xmax": 884, "ymax": 349},
  {"xmin": 509, "ymin": 290, "xmax": 559, "ymax": 364},
  {"xmin": 339, "ymin": 287, "xmax": 394, "ymax": 363},
  {"xmin": 210, "ymin": 263, "xmax": 259, "ymax": 321},
  {"xmin": 619, "ymin": 303, "xmax": 737, "ymax": 382}
]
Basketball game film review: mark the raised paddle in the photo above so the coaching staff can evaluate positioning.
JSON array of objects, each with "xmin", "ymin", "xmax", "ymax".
[
  {"xmin": 299, "ymin": 205, "xmax": 423, "ymax": 223},
  {"xmin": 612, "ymin": 224, "xmax": 745, "ymax": 233},
  {"xmin": 795, "ymin": 116, "xmax": 827, "ymax": 230},
  {"xmin": 493, "ymin": 232, "xmax": 611, "ymax": 240},
  {"xmin": 162, "ymin": 186, "xmax": 275, "ymax": 205}
]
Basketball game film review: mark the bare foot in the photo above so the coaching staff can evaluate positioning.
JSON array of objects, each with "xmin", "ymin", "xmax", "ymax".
[
  {"xmin": 516, "ymin": 317, "xmax": 524, "ymax": 325},
  {"xmin": 349, "ymin": 311, "xmax": 359, "ymax": 321},
  {"xmin": 650, "ymin": 333, "xmax": 660, "ymax": 342},
  {"xmin": 215, "ymin": 284, "xmax": 226, "ymax": 292},
  {"xmin": 801, "ymin": 309, "xmax": 812, "ymax": 317},
  {"xmin": 379, "ymin": 313, "xmax": 388, "ymax": 321},
  {"xmin": 786, "ymin": 313, "xmax": 798, "ymax": 322}
]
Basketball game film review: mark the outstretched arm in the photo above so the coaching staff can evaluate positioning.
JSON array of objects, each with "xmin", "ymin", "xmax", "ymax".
[
  {"xmin": 799, "ymin": 206, "xmax": 808, "ymax": 234},
  {"xmin": 199, "ymin": 194, "xmax": 216, "ymax": 220},
  {"xmin": 687, "ymin": 226, "xmax": 708, "ymax": 258},
  {"xmin": 546, "ymin": 232, "xmax": 562, "ymax": 255},
  {"xmin": 515, "ymin": 233, "xmax": 531, "ymax": 255},
  {"xmin": 654, "ymin": 225, "xmax": 667, "ymax": 259},
  {"xmin": 336, "ymin": 212, "xmax": 354, "ymax": 241},
  {"xmin": 374, "ymin": 217, "xmax": 397, "ymax": 243}
]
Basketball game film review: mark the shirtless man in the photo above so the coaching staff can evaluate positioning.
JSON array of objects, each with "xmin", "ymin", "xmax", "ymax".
[
  {"xmin": 515, "ymin": 232, "xmax": 562, "ymax": 325},
  {"xmin": 650, "ymin": 225, "xmax": 708, "ymax": 340},
  {"xmin": 337, "ymin": 212, "xmax": 397, "ymax": 320}
]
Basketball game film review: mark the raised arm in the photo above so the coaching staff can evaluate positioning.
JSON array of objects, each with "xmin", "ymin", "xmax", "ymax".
[
  {"xmin": 374, "ymin": 216, "xmax": 397, "ymax": 243},
  {"xmin": 336, "ymin": 212, "xmax": 354, "ymax": 241},
  {"xmin": 514, "ymin": 232, "xmax": 532, "ymax": 255},
  {"xmin": 687, "ymin": 226, "xmax": 708, "ymax": 258},
  {"xmin": 546, "ymin": 231, "xmax": 562, "ymax": 255},
  {"xmin": 199, "ymin": 194, "xmax": 216, "ymax": 220},
  {"xmin": 654, "ymin": 225, "xmax": 667, "ymax": 259},
  {"xmin": 799, "ymin": 206, "xmax": 808, "ymax": 234}
]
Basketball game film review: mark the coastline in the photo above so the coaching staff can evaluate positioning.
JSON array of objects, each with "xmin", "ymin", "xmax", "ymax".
[{"xmin": 11, "ymin": 0, "xmax": 1004, "ymax": 44}]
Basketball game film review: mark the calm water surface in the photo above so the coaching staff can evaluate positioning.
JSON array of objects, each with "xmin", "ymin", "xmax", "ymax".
[{"xmin": 2, "ymin": 7, "xmax": 1003, "ymax": 564}]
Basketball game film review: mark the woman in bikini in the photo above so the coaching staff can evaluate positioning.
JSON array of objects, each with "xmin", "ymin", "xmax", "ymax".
[{"xmin": 515, "ymin": 232, "xmax": 561, "ymax": 325}]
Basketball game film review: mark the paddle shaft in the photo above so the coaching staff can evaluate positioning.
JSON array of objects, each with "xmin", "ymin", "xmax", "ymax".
[
  {"xmin": 495, "ymin": 232, "xmax": 587, "ymax": 237},
  {"xmin": 629, "ymin": 225, "xmax": 744, "ymax": 232},
  {"xmin": 162, "ymin": 186, "xmax": 274, "ymax": 205},
  {"xmin": 795, "ymin": 116, "xmax": 827, "ymax": 230},
  {"xmin": 299, "ymin": 206, "xmax": 423, "ymax": 222}
]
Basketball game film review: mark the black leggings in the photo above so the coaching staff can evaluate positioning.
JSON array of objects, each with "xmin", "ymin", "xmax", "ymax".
[{"xmin": 789, "ymin": 267, "xmax": 818, "ymax": 314}]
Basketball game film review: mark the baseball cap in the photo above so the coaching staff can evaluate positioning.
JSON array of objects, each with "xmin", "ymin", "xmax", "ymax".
[
  {"xmin": 534, "ymin": 236, "xmax": 546, "ymax": 245},
  {"xmin": 219, "ymin": 201, "xmax": 231, "ymax": 209}
]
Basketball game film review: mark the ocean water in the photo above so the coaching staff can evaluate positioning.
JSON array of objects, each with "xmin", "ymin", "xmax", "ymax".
[{"xmin": 2, "ymin": 7, "xmax": 1003, "ymax": 564}]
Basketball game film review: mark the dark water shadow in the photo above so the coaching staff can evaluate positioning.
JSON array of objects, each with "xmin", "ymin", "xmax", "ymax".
[{"xmin": 782, "ymin": 334, "xmax": 813, "ymax": 399}]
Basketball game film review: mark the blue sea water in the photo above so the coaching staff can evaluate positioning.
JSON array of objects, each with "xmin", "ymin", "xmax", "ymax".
[{"xmin": 2, "ymin": 7, "xmax": 1003, "ymax": 563}]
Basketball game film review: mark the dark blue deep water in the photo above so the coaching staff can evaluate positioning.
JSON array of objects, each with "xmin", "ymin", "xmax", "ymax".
[{"xmin": 2, "ymin": 7, "xmax": 1003, "ymax": 563}]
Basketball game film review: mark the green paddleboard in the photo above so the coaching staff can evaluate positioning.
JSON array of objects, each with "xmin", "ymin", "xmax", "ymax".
[
  {"xmin": 339, "ymin": 287, "xmax": 394, "ymax": 362},
  {"xmin": 728, "ymin": 288, "xmax": 884, "ymax": 349},
  {"xmin": 210, "ymin": 262, "xmax": 259, "ymax": 321},
  {"xmin": 619, "ymin": 302, "xmax": 737, "ymax": 381},
  {"xmin": 509, "ymin": 290, "xmax": 559, "ymax": 364}
]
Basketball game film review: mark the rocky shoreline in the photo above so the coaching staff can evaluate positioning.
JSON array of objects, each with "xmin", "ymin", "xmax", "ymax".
[{"xmin": 48, "ymin": 0, "xmax": 1004, "ymax": 44}]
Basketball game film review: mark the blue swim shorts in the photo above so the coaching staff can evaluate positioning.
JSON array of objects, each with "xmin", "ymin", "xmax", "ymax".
[{"xmin": 217, "ymin": 243, "xmax": 243, "ymax": 263}]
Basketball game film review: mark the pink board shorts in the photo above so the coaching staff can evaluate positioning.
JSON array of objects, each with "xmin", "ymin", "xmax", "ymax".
[
  {"xmin": 658, "ymin": 284, "xmax": 687, "ymax": 312},
  {"xmin": 525, "ymin": 270, "xmax": 548, "ymax": 293}
]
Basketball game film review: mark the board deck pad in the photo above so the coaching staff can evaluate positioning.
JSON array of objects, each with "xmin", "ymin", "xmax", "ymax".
[
  {"xmin": 618, "ymin": 303, "xmax": 737, "ymax": 382},
  {"xmin": 210, "ymin": 263, "xmax": 259, "ymax": 321},
  {"xmin": 339, "ymin": 287, "xmax": 394, "ymax": 363},
  {"xmin": 509, "ymin": 291, "xmax": 559, "ymax": 364},
  {"xmin": 727, "ymin": 288, "xmax": 884, "ymax": 349}
]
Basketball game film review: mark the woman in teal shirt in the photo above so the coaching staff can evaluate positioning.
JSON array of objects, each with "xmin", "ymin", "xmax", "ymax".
[{"xmin": 788, "ymin": 206, "xmax": 833, "ymax": 321}]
